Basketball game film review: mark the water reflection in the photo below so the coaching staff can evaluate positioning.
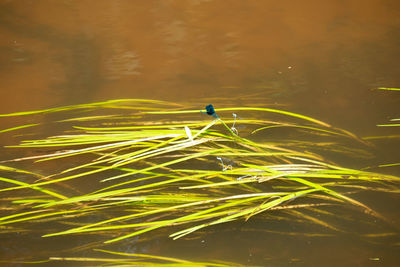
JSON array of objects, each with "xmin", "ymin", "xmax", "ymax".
[{"xmin": 0, "ymin": 0, "xmax": 399, "ymax": 110}]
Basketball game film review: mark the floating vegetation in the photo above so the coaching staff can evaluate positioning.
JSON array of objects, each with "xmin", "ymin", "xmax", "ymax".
[
  {"xmin": 0, "ymin": 99, "xmax": 399, "ymax": 263},
  {"xmin": 377, "ymin": 87, "xmax": 400, "ymax": 91},
  {"xmin": 2, "ymin": 248, "xmax": 250, "ymax": 266},
  {"xmin": 48, "ymin": 248, "xmax": 253, "ymax": 267}
]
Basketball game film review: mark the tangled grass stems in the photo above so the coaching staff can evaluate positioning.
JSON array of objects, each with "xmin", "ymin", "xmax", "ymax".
[{"xmin": 0, "ymin": 99, "xmax": 399, "ymax": 245}]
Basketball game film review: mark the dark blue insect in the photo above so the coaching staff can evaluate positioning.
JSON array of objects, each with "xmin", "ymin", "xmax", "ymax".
[{"xmin": 201, "ymin": 104, "xmax": 219, "ymax": 118}]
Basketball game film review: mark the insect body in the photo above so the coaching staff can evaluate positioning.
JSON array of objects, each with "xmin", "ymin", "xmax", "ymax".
[{"xmin": 201, "ymin": 104, "xmax": 219, "ymax": 118}]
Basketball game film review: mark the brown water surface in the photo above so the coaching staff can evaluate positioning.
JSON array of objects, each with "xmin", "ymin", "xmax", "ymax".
[{"xmin": 0, "ymin": 1, "xmax": 400, "ymax": 266}]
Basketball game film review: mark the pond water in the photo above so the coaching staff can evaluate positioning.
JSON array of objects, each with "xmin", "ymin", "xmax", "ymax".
[{"xmin": 0, "ymin": 1, "xmax": 399, "ymax": 266}]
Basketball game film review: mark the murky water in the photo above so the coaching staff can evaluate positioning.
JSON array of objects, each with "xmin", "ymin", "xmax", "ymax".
[{"xmin": 1, "ymin": 1, "xmax": 400, "ymax": 266}]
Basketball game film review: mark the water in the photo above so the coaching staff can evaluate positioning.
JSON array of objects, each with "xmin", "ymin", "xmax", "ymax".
[{"xmin": 0, "ymin": 1, "xmax": 399, "ymax": 266}]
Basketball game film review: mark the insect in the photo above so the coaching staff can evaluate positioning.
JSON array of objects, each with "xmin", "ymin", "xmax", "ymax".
[{"xmin": 201, "ymin": 104, "xmax": 219, "ymax": 118}]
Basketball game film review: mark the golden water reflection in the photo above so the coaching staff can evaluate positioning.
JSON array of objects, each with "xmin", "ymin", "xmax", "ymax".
[{"xmin": 0, "ymin": 1, "xmax": 399, "ymax": 112}]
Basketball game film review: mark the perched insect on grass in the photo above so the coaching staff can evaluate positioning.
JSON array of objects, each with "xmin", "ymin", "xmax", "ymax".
[
  {"xmin": 0, "ymin": 98, "xmax": 399, "ymax": 246},
  {"xmin": 201, "ymin": 104, "xmax": 219, "ymax": 118}
]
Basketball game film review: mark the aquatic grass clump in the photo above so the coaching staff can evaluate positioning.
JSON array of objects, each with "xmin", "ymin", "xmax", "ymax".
[{"xmin": 0, "ymin": 99, "xmax": 399, "ymax": 246}]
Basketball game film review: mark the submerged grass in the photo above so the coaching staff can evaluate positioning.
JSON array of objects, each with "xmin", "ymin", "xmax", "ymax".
[
  {"xmin": 47, "ymin": 248, "xmax": 253, "ymax": 267},
  {"xmin": 374, "ymin": 87, "xmax": 400, "ymax": 168},
  {"xmin": 376, "ymin": 87, "xmax": 399, "ymax": 127},
  {"xmin": 0, "ymin": 98, "xmax": 399, "ymax": 255},
  {"xmin": 3, "ymin": 248, "xmax": 250, "ymax": 267}
]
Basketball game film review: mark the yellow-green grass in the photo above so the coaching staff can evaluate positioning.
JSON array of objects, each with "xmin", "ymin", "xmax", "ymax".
[{"xmin": 0, "ymin": 99, "xmax": 399, "ymax": 246}]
